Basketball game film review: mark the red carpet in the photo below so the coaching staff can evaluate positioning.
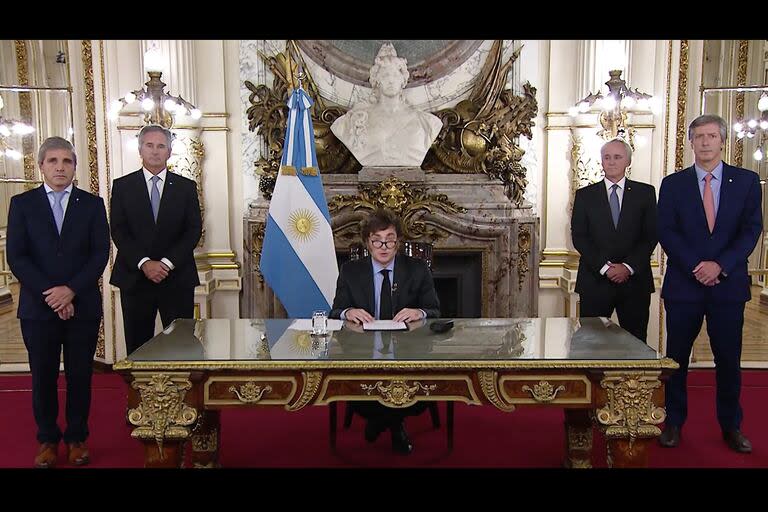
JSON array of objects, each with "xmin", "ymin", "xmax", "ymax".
[{"xmin": 0, "ymin": 370, "xmax": 766, "ymax": 468}]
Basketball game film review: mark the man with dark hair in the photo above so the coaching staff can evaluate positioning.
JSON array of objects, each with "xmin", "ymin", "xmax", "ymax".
[
  {"xmin": 571, "ymin": 137, "xmax": 658, "ymax": 343},
  {"xmin": 330, "ymin": 208, "xmax": 440, "ymax": 454},
  {"xmin": 110, "ymin": 124, "xmax": 202, "ymax": 355},
  {"xmin": 7, "ymin": 137, "xmax": 110, "ymax": 467},
  {"xmin": 657, "ymin": 114, "xmax": 762, "ymax": 453}
]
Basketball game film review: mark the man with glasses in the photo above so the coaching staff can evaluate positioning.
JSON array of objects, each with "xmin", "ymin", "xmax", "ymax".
[{"xmin": 330, "ymin": 208, "xmax": 440, "ymax": 454}]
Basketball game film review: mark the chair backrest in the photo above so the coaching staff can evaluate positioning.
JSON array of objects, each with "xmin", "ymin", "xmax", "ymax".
[{"xmin": 349, "ymin": 241, "xmax": 433, "ymax": 270}]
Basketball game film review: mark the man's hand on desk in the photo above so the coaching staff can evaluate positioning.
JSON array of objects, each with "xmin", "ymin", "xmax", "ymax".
[
  {"xmin": 345, "ymin": 308, "xmax": 374, "ymax": 324},
  {"xmin": 393, "ymin": 308, "xmax": 423, "ymax": 323}
]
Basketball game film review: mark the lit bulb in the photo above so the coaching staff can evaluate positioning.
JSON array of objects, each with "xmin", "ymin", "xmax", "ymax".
[
  {"xmin": 747, "ymin": 119, "xmax": 757, "ymax": 129},
  {"xmin": 143, "ymin": 47, "xmax": 164, "ymax": 73},
  {"xmin": 0, "ymin": 125, "xmax": 10, "ymax": 137},
  {"xmin": 747, "ymin": 131, "xmax": 755, "ymax": 138},
  {"xmin": 737, "ymin": 131, "xmax": 746, "ymax": 139},
  {"xmin": 754, "ymin": 148, "xmax": 763, "ymax": 161},
  {"xmin": 164, "ymin": 99, "xmax": 178, "ymax": 112},
  {"xmin": 578, "ymin": 102, "xmax": 590, "ymax": 113},
  {"xmin": 141, "ymin": 98, "xmax": 154, "ymax": 111},
  {"xmin": 124, "ymin": 92, "xmax": 136, "ymax": 104},
  {"xmin": 620, "ymin": 96, "xmax": 635, "ymax": 109},
  {"xmin": 12, "ymin": 123, "xmax": 33, "ymax": 135},
  {"xmin": 602, "ymin": 95, "xmax": 617, "ymax": 110},
  {"xmin": 758, "ymin": 93, "xmax": 768, "ymax": 112},
  {"xmin": 760, "ymin": 120, "xmax": 768, "ymax": 130},
  {"xmin": 6, "ymin": 148, "xmax": 22, "ymax": 160},
  {"xmin": 734, "ymin": 122, "xmax": 743, "ymax": 132},
  {"xmin": 190, "ymin": 108, "xmax": 202, "ymax": 120}
]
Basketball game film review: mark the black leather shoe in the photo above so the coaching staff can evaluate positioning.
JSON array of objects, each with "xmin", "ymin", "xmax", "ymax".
[
  {"xmin": 364, "ymin": 419, "xmax": 385, "ymax": 443},
  {"xmin": 723, "ymin": 430, "xmax": 752, "ymax": 454},
  {"xmin": 390, "ymin": 423, "xmax": 413, "ymax": 455},
  {"xmin": 658, "ymin": 425, "xmax": 681, "ymax": 448}
]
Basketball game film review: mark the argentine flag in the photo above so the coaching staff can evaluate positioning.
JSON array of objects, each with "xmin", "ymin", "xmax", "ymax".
[{"xmin": 259, "ymin": 87, "xmax": 339, "ymax": 318}]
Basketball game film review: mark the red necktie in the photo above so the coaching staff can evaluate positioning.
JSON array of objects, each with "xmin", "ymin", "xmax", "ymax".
[{"xmin": 703, "ymin": 173, "xmax": 715, "ymax": 233}]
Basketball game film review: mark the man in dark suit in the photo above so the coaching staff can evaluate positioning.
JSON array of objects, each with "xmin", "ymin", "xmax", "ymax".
[
  {"xmin": 110, "ymin": 124, "xmax": 202, "ymax": 355},
  {"xmin": 657, "ymin": 114, "xmax": 762, "ymax": 453},
  {"xmin": 6, "ymin": 137, "xmax": 110, "ymax": 468},
  {"xmin": 571, "ymin": 138, "xmax": 658, "ymax": 343},
  {"xmin": 330, "ymin": 208, "xmax": 440, "ymax": 454}
]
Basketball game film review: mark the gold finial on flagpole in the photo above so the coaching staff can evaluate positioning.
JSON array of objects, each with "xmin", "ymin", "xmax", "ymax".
[{"xmin": 296, "ymin": 66, "xmax": 305, "ymax": 90}]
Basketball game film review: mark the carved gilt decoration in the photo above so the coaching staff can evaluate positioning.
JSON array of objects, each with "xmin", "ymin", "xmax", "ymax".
[
  {"xmin": 596, "ymin": 372, "xmax": 666, "ymax": 451},
  {"xmin": 517, "ymin": 225, "xmax": 531, "ymax": 291},
  {"xmin": 285, "ymin": 371, "xmax": 323, "ymax": 411},
  {"xmin": 328, "ymin": 176, "xmax": 465, "ymax": 243},
  {"xmin": 246, "ymin": 40, "xmax": 537, "ymax": 205},
  {"xmin": 478, "ymin": 370, "xmax": 516, "ymax": 412},
  {"xmin": 522, "ymin": 380, "xmax": 566, "ymax": 403},
  {"xmin": 168, "ymin": 136, "xmax": 206, "ymax": 246},
  {"xmin": 360, "ymin": 379, "xmax": 437, "ymax": 407},
  {"xmin": 128, "ymin": 373, "xmax": 198, "ymax": 458},
  {"xmin": 229, "ymin": 381, "xmax": 272, "ymax": 403}
]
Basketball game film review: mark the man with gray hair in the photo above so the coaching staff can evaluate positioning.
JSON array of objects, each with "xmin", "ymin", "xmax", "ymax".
[
  {"xmin": 109, "ymin": 124, "xmax": 202, "ymax": 355},
  {"xmin": 6, "ymin": 136, "xmax": 110, "ymax": 467},
  {"xmin": 657, "ymin": 114, "xmax": 762, "ymax": 453},
  {"xmin": 571, "ymin": 137, "xmax": 658, "ymax": 343}
]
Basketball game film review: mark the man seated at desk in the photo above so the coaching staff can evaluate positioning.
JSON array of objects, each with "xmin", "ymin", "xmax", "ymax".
[{"xmin": 330, "ymin": 208, "xmax": 440, "ymax": 454}]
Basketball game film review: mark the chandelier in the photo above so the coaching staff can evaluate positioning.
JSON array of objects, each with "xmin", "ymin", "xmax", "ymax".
[
  {"xmin": 570, "ymin": 69, "xmax": 660, "ymax": 140},
  {"xmin": 108, "ymin": 47, "xmax": 201, "ymax": 131},
  {"xmin": 733, "ymin": 91, "xmax": 768, "ymax": 161},
  {"xmin": 0, "ymin": 95, "xmax": 35, "ymax": 160}
]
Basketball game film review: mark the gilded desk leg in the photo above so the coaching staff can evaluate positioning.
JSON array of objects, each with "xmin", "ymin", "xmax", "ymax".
[
  {"xmin": 605, "ymin": 438, "xmax": 653, "ymax": 468},
  {"xmin": 191, "ymin": 410, "xmax": 221, "ymax": 468},
  {"xmin": 563, "ymin": 409, "xmax": 593, "ymax": 468},
  {"xmin": 140, "ymin": 439, "xmax": 185, "ymax": 468}
]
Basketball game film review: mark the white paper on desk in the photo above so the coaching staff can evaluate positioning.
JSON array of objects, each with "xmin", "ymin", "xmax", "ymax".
[
  {"xmin": 289, "ymin": 319, "xmax": 343, "ymax": 331},
  {"xmin": 363, "ymin": 320, "xmax": 408, "ymax": 331}
]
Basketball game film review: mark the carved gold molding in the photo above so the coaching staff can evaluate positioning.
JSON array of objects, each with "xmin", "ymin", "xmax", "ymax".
[
  {"xmin": 595, "ymin": 372, "xmax": 666, "ymax": 451},
  {"xmin": 568, "ymin": 134, "xmax": 605, "ymax": 215},
  {"xmin": 203, "ymin": 375, "xmax": 296, "ymax": 406},
  {"xmin": 127, "ymin": 373, "xmax": 198, "ymax": 458},
  {"xmin": 191, "ymin": 429, "xmax": 217, "ymax": 453},
  {"xmin": 521, "ymin": 380, "xmax": 566, "ymax": 403},
  {"xmin": 360, "ymin": 379, "xmax": 437, "ymax": 407},
  {"xmin": 517, "ymin": 224, "xmax": 531, "ymax": 291},
  {"xmin": 168, "ymin": 136, "xmax": 206, "ymax": 247},
  {"xmin": 674, "ymin": 40, "xmax": 689, "ymax": 171},
  {"xmin": 316, "ymin": 374, "xmax": 481, "ymax": 405},
  {"xmin": 734, "ymin": 40, "xmax": 749, "ymax": 167},
  {"xmin": 250, "ymin": 221, "xmax": 266, "ymax": 281},
  {"xmin": 567, "ymin": 424, "xmax": 593, "ymax": 451},
  {"xmin": 329, "ymin": 176, "xmax": 466, "ymax": 243},
  {"xmin": 229, "ymin": 381, "xmax": 272, "ymax": 403},
  {"xmin": 285, "ymin": 371, "xmax": 323, "ymax": 411},
  {"xmin": 478, "ymin": 370, "xmax": 516, "ymax": 412}
]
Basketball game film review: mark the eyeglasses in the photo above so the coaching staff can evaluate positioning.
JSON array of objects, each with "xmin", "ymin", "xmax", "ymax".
[{"xmin": 370, "ymin": 239, "xmax": 398, "ymax": 249}]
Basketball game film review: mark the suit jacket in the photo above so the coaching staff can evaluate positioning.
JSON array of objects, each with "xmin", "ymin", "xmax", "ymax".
[
  {"xmin": 109, "ymin": 169, "xmax": 202, "ymax": 291},
  {"xmin": 571, "ymin": 179, "xmax": 658, "ymax": 296},
  {"xmin": 658, "ymin": 164, "xmax": 762, "ymax": 303},
  {"xmin": 6, "ymin": 185, "xmax": 110, "ymax": 320},
  {"xmin": 329, "ymin": 254, "xmax": 441, "ymax": 319}
]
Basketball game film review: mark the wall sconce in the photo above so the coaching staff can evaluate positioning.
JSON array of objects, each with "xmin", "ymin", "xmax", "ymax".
[
  {"xmin": 0, "ymin": 96, "xmax": 34, "ymax": 160},
  {"xmin": 569, "ymin": 69, "xmax": 660, "ymax": 140},
  {"xmin": 108, "ymin": 47, "xmax": 201, "ymax": 130}
]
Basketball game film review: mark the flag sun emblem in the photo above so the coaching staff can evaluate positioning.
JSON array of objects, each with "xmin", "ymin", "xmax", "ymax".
[{"xmin": 288, "ymin": 209, "xmax": 318, "ymax": 242}]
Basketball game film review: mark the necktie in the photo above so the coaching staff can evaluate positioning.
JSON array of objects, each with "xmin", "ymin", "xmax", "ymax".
[
  {"xmin": 703, "ymin": 173, "xmax": 716, "ymax": 233},
  {"xmin": 609, "ymin": 183, "xmax": 620, "ymax": 228},
  {"xmin": 150, "ymin": 175, "xmax": 161, "ymax": 222},
  {"xmin": 52, "ymin": 190, "xmax": 66, "ymax": 234},
  {"xmin": 379, "ymin": 269, "xmax": 393, "ymax": 320}
]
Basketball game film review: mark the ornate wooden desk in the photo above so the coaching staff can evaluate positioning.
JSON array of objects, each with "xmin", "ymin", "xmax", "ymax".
[{"xmin": 113, "ymin": 317, "xmax": 678, "ymax": 468}]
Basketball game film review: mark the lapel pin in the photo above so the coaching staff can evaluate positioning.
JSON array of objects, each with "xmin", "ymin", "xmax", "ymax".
[{"xmin": 728, "ymin": 178, "xmax": 733, "ymax": 183}]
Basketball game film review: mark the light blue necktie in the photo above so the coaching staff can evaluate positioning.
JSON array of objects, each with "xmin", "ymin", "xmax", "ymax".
[
  {"xmin": 51, "ymin": 190, "xmax": 66, "ymax": 234},
  {"xmin": 609, "ymin": 184, "xmax": 620, "ymax": 228},
  {"xmin": 150, "ymin": 175, "xmax": 161, "ymax": 222}
]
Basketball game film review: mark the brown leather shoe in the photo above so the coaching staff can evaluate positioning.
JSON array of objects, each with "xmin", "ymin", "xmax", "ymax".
[
  {"xmin": 723, "ymin": 430, "xmax": 752, "ymax": 454},
  {"xmin": 67, "ymin": 442, "xmax": 90, "ymax": 466},
  {"xmin": 34, "ymin": 442, "xmax": 59, "ymax": 468}
]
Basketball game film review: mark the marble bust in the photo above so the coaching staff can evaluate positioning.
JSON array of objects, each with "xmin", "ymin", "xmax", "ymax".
[{"xmin": 331, "ymin": 43, "xmax": 443, "ymax": 167}]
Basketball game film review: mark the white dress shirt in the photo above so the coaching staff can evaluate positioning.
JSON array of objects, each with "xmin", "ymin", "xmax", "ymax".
[
  {"xmin": 43, "ymin": 182, "xmax": 73, "ymax": 217},
  {"xmin": 137, "ymin": 168, "xmax": 175, "ymax": 271},
  {"xmin": 599, "ymin": 177, "xmax": 634, "ymax": 276}
]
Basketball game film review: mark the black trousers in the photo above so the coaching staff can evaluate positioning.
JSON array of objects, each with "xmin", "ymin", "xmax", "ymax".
[
  {"xmin": 664, "ymin": 301, "xmax": 745, "ymax": 431},
  {"xmin": 121, "ymin": 285, "xmax": 194, "ymax": 355},
  {"xmin": 579, "ymin": 288, "xmax": 651, "ymax": 343},
  {"xmin": 21, "ymin": 317, "xmax": 100, "ymax": 444}
]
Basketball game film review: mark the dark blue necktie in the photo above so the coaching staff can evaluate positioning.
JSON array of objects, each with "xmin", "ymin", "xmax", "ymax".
[{"xmin": 609, "ymin": 184, "xmax": 620, "ymax": 228}]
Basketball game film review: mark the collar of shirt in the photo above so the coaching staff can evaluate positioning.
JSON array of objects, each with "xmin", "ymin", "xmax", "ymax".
[
  {"xmin": 371, "ymin": 257, "xmax": 395, "ymax": 276},
  {"xmin": 603, "ymin": 176, "xmax": 626, "ymax": 193},
  {"xmin": 43, "ymin": 182, "xmax": 73, "ymax": 195},
  {"xmin": 694, "ymin": 161, "xmax": 723, "ymax": 183},
  {"xmin": 143, "ymin": 168, "xmax": 168, "ymax": 183}
]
